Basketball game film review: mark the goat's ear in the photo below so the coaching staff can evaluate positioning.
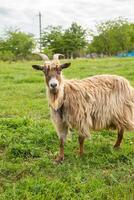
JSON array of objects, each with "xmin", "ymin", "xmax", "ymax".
[
  {"xmin": 60, "ymin": 62, "xmax": 71, "ymax": 69},
  {"xmin": 32, "ymin": 65, "xmax": 44, "ymax": 71}
]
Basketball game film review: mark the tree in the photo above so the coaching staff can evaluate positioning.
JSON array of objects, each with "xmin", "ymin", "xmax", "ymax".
[
  {"xmin": 42, "ymin": 23, "xmax": 88, "ymax": 58},
  {"xmin": 88, "ymin": 18, "xmax": 134, "ymax": 55},
  {"xmin": 42, "ymin": 26, "xmax": 64, "ymax": 58},
  {"xmin": 63, "ymin": 23, "xmax": 87, "ymax": 58},
  {"xmin": 0, "ymin": 29, "xmax": 35, "ymax": 61}
]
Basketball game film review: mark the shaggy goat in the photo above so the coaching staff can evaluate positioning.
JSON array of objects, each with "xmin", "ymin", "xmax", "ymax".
[{"xmin": 32, "ymin": 53, "xmax": 134, "ymax": 163}]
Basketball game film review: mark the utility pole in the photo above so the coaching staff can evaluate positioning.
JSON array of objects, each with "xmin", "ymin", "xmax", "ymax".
[{"xmin": 39, "ymin": 12, "xmax": 42, "ymax": 52}]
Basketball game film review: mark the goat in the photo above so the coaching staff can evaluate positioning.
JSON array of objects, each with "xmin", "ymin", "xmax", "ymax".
[{"xmin": 32, "ymin": 53, "xmax": 134, "ymax": 163}]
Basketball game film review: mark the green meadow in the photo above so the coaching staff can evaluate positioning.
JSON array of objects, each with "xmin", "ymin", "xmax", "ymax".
[{"xmin": 0, "ymin": 58, "xmax": 134, "ymax": 200}]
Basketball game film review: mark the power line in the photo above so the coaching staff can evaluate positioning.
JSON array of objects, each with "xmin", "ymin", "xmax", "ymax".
[{"xmin": 38, "ymin": 12, "xmax": 42, "ymax": 52}]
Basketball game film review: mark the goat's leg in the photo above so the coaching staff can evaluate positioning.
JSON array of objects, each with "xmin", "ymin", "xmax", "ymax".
[
  {"xmin": 51, "ymin": 109, "xmax": 68, "ymax": 163},
  {"xmin": 55, "ymin": 124, "xmax": 68, "ymax": 163},
  {"xmin": 114, "ymin": 127, "xmax": 124, "ymax": 148},
  {"xmin": 55, "ymin": 138, "xmax": 65, "ymax": 163},
  {"xmin": 78, "ymin": 135, "xmax": 85, "ymax": 156}
]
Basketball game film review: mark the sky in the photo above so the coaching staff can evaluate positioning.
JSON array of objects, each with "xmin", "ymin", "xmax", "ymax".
[{"xmin": 0, "ymin": 0, "xmax": 134, "ymax": 38}]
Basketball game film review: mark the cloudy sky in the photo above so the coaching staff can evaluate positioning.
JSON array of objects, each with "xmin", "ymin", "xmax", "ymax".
[{"xmin": 0, "ymin": 0, "xmax": 134, "ymax": 37}]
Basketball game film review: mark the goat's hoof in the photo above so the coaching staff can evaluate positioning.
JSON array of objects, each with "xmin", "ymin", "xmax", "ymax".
[
  {"xmin": 79, "ymin": 152, "xmax": 84, "ymax": 157},
  {"xmin": 113, "ymin": 145, "xmax": 121, "ymax": 150},
  {"xmin": 55, "ymin": 156, "xmax": 64, "ymax": 164}
]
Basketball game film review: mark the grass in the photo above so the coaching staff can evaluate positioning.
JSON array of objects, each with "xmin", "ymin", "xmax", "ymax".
[{"xmin": 0, "ymin": 58, "xmax": 134, "ymax": 200}]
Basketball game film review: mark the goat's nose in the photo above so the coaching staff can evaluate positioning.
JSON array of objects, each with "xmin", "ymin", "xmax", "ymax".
[{"xmin": 50, "ymin": 83, "xmax": 57, "ymax": 88}]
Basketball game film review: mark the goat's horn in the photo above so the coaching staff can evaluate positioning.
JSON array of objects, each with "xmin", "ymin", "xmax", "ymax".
[
  {"xmin": 53, "ymin": 54, "xmax": 64, "ymax": 60},
  {"xmin": 34, "ymin": 52, "xmax": 49, "ymax": 61}
]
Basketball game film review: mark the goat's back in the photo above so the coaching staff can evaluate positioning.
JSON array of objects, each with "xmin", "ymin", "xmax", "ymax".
[{"xmin": 64, "ymin": 75, "xmax": 134, "ymax": 132}]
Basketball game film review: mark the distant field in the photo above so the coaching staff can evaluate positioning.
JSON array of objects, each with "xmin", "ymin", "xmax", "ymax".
[{"xmin": 0, "ymin": 58, "xmax": 134, "ymax": 200}]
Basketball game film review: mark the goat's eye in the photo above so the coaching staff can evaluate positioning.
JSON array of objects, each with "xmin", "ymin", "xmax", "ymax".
[
  {"xmin": 44, "ymin": 71, "xmax": 51, "ymax": 79},
  {"xmin": 56, "ymin": 69, "xmax": 61, "ymax": 75},
  {"xmin": 44, "ymin": 68, "xmax": 49, "ymax": 76}
]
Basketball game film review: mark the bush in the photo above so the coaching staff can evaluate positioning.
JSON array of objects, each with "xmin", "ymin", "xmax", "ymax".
[{"xmin": 0, "ymin": 50, "xmax": 15, "ymax": 62}]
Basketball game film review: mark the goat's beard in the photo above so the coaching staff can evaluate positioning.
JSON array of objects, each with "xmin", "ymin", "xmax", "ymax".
[{"xmin": 47, "ymin": 83, "xmax": 64, "ymax": 110}]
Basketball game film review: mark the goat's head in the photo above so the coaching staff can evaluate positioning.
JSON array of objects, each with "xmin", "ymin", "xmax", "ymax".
[{"xmin": 32, "ymin": 53, "xmax": 71, "ymax": 94}]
